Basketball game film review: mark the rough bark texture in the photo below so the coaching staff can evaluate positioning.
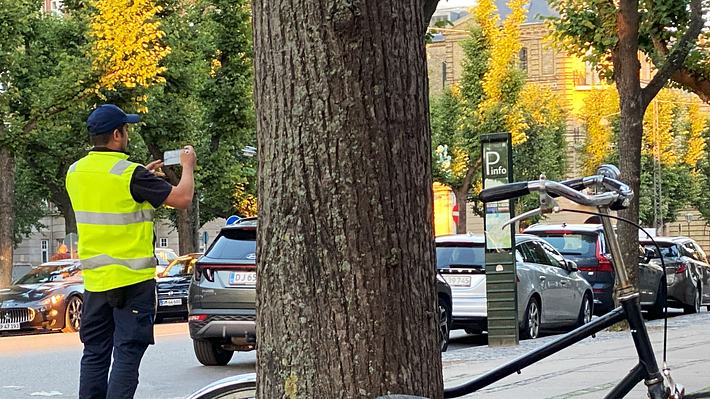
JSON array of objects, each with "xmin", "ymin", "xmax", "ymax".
[
  {"xmin": 0, "ymin": 146, "xmax": 15, "ymax": 288},
  {"xmin": 453, "ymin": 164, "xmax": 476, "ymax": 234},
  {"xmin": 53, "ymin": 189, "xmax": 77, "ymax": 235},
  {"xmin": 253, "ymin": 0, "xmax": 443, "ymax": 397},
  {"xmin": 176, "ymin": 195, "xmax": 200, "ymax": 255},
  {"xmin": 613, "ymin": 0, "xmax": 644, "ymax": 291}
]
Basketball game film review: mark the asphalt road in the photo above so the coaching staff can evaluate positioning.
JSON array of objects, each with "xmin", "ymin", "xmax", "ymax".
[{"xmin": 0, "ymin": 320, "xmax": 255, "ymax": 399}]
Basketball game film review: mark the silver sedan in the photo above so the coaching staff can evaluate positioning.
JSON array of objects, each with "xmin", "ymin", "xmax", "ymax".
[{"xmin": 436, "ymin": 234, "xmax": 594, "ymax": 339}]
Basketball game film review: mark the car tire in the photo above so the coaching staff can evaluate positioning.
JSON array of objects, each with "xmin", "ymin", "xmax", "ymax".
[
  {"xmin": 62, "ymin": 296, "xmax": 83, "ymax": 333},
  {"xmin": 575, "ymin": 293, "xmax": 593, "ymax": 328},
  {"xmin": 683, "ymin": 284, "xmax": 701, "ymax": 314},
  {"xmin": 193, "ymin": 339, "xmax": 234, "ymax": 366},
  {"xmin": 520, "ymin": 297, "xmax": 541, "ymax": 340},
  {"xmin": 464, "ymin": 328, "xmax": 482, "ymax": 335},
  {"xmin": 154, "ymin": 314, "xmax": 163, "ymax": 324},
  {"xmin": 438, "ymin": 297, "xmax": 451, "ymax": 352},
  {"xmin": 649, "ymin": 279, "xmax": 667, "ymax": 319}
]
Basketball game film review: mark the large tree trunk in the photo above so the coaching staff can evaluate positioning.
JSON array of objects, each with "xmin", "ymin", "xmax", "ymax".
[
  {"xmin": 613, "ymin": 0, "xmax": 644, "ymax": 291},
  {"xmin": 0, "ymin": 146, "xmax": 15, "ymax": 288},
  {"xmin": 253, "ymin": 0, "xmax": 443, "ymax": 397},
  {"xmin": 52, "ymin": 188, "xmax": 77, "ymax": 235},
  {"xmin": 176, "ymin": 195, "xmax": 199, "ymax": 254}
]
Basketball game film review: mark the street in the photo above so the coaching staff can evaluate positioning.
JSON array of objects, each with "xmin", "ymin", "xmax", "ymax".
[{"xmin": 1, "ymin": 311, "xmax": 710, "ymax": 398}]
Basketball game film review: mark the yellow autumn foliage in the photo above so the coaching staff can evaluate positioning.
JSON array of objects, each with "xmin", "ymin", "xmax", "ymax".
[
  {"xmin": 472, "ymin": 0, "xmax": 529, "ymax": 145},
  {"xmin": 643, "ymin": 90, "xmax": 677, "ymax": 166},
  {"xmin": 579, "ymin": 87, "xmax": 618, "ymax": 175},
  {"xmin": 90, "ymin": 0, "xmax": 171, "ymax": 93},
  {"xmin": 685, "ymin": 103, "xmax": 707, "ymax": 169}
]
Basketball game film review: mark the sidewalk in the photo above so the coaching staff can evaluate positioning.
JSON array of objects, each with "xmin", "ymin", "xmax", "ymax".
[{"xmin": 442, "ymin": 311, "xmax": 710, "ymax": 398}]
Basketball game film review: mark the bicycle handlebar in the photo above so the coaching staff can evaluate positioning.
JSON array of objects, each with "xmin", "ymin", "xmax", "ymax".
[{"xmin": 479, "ymin": 174, "xmax": 633, "ymax": 210}]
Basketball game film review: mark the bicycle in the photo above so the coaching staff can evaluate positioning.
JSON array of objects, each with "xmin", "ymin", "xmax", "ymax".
[{"xmin": 187, "ymin": 165, "xmax": 684, "ymax": 399}]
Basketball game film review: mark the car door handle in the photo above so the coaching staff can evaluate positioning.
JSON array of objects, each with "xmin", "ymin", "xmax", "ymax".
[
  {"xmin": 560, "ymin": 280, "xmax": 567, "ymax": 285},
  {"xmin": 539, "ymin": 276, "xmax": 546, "ymax": 281}
]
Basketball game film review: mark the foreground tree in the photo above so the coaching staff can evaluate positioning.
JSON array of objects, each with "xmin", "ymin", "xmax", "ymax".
[
  {"xmin": 549, "ymin": 0, "xmax": 704, "ymax": 289},
  {"xmin": 254, "ymin": 0, "xmax": 443, "ymax": 397}
]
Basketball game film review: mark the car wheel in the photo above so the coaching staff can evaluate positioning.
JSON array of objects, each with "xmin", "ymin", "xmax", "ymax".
[
  {"xmin": 520, "ymin": 297, "xmax": 541, "ymax": 340},
  {"xmin": 649, "ymin": 279, "xmax": 667, "ymax": 319},
  {"xmin": 437, "ymin": 297, "xmax": 451, "ymax": 352},
  {"xmin": 683, "ymin": 284, "xmax": 701, "ymax": 314},
  {"xmin": 575, "ymin": 293, "xmax": 593, "ymax": 328},
  {"xmin": 193, "ymin": 339, "xmax": 234, "ymax": 366},
  {"xmin": 62, "ymin": 296, "xmax": 83, "ymax": 333},
  {"xmin": 154, "ymin": 314, "xmax": 163, "ymax": 324}
]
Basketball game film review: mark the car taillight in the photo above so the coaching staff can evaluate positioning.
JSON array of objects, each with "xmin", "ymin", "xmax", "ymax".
[
  {"xmin": 675, "ymin": 263, "xmax": 688, "ymax": 274},
  {"xmin": 595, "ymin": 239, "xmax": 614, "ymax": 273},
  {"xmin": 189, "ymin": 314, "xmax": 207, "ymax": 322}
]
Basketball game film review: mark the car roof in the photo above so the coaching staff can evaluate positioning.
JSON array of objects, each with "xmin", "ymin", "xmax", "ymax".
[
  {"xmin": 435, "ymin": 233, "xmax": 540, "ymax": 244},
  {"xmin": 222, "ymin": 217, "xmax": 258, "ymax": 230},
  {"xmin": 639, "ymin": 236, "xmax": 692, "ymax": 244},
  {"xmin": 37, "ymin": 260, "xmax": 80, "ymax": 267},
  {"xmin": 525, "ymin": 223, "xmax": 603, "ymax": 233}
]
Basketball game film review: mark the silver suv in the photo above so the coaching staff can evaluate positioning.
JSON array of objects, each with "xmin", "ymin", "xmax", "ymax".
[{"xmin": 188, "ymin": 218, "xmax": 257, "ymax": 366}]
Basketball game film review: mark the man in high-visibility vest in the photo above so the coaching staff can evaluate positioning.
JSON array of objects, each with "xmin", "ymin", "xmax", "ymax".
[{"xmin": 66, "ymin": 104, "xmax": 196, "ymax": 399}]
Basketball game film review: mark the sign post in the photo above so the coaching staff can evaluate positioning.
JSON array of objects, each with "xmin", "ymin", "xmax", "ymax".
[{"xmin": 481, "ymin": 133, "xmax": 518, "ymax": 346}]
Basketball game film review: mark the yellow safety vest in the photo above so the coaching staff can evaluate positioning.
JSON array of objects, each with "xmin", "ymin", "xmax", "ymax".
[{"xmin": 65, "ymin": 151, "xmax": 156, "ymax": 292}]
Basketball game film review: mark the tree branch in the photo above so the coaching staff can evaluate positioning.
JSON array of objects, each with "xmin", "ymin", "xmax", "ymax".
[
  {"xmin": 670, "ymin": 67, "xmax": 710, "ymax": 104},
  {"xmin": 641, "ymin": 0, "xmax": 703, "ymax": 108}
]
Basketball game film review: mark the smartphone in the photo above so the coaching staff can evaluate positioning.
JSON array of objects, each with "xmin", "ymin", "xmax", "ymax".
[{"xmin": 163, "ymin": 149, "xmax": 181, "ymax": 166}]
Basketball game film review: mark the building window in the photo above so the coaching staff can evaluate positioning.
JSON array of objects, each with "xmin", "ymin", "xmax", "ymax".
[
  {"xmin": 584, "ymin": 62, "xmax": 602, "ymax": 86},
  {"xmin": 51, "ymin": 0, "xmax": 63, "ymax": 14},
  {"xmin": 519, "ymin": 47, "xmax": 528, "ymax": 73},
  {"xmin": 541, "ymin": 46, "xmax": 555, "ymax": 75},
  {"xmin": 159, "ymin": 238, "xmax": 168, "ymax": 248},
  {"xmin": 41, "ymin": 240, "xmax": 49, "ymax": 263}
]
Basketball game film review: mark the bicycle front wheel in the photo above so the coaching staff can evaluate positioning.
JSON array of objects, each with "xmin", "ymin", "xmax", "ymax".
[{"xmin": 187, "ymin": 374, "xmax": 257, "ymax": 399}]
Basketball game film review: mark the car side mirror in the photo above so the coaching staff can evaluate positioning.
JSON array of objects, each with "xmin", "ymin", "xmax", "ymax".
[
  {"xmin": 643, "ymin": 248, "xmax": 655, "ymax": 264},
  {"xmin": 566, "ymin": 260, "xmax": 578, "ymax": 272}
]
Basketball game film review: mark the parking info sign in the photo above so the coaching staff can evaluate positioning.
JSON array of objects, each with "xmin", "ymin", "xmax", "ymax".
[{"xmin": 481, "ymin": 133, "xmax": 518, "ymax": 346}]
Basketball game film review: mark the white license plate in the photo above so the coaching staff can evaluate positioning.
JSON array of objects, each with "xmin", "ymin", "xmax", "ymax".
[
  {"xmin": 229, "ymin": 271, "xmax": 257, "ymax": 286},
  {"xmin": 159, "ymin": 299, "xmax": 182, "ymax": 307},
  {"xmin": 443, "ymin": 275, "xmax": 472, "ymax": 287},
  {"xmin": 0, "ymin": 322, "xmax": 20, "ymax": 331}
]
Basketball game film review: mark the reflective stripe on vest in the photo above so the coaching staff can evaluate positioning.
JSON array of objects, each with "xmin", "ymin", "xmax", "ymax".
[
  {"xmin": 81, "ymin": 255, "xmax": 156, "ymax": 270},
  {"xmin": 75, "ymin": 209, "xmax": 155, "ymax": 225},
  {"xmin": 109, "ymin": 159, "xmax": 133, "ymax": 175}
]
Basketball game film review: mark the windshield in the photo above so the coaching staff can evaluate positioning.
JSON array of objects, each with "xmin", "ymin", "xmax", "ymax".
[
  {"xmin": 436, "ymin": 243, "xmax": 485, "ymax": 269},
  {"xmin": 533, "ymin": 233, "xmax": 597, "ymax": 257},
  {"xmin": 156, "ymin": 250, "xmax": 177, "ymax": 266},
  {"xmin": 15, "ymin": 264, "xmax": 82, "ymax": 284},
  {"xmin": 162, "ymin": 257, "xmax": 198, "ymax": 277}
]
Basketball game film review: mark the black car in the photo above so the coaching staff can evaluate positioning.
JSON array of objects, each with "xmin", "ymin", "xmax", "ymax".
[
  {"xmin": 525, "ymin": 224, "xmax": 665, "ymax": 315},
  {"xmin": 156, "ymin": 253, "xmax": 201, "ymax": 322},
  {"xmin": 0, "ymin": 260, "xmax": 84, "ymax": 334}
]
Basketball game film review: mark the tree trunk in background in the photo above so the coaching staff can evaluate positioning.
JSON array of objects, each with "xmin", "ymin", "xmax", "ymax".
[
  {"xmin": 454, "ymin": 187, "xmax": 468, "ymax": 233},
  {"xmin": 0, "ymin": 146, "xmax": 16, "ymax": 288},
  {"xmin": 176, "ymin": 194, "xmax": 200, "ymax": 254},
  {"xmin": 613, "ymin": 0, "xmax": 644, "ymax": 291},
  {"xmin": 253, "ymin": 0, "xmax": 443, "ymax": 397},
  {"xmin": 52, "ymin": 189, "xmax": 77, "ymax": 236}
]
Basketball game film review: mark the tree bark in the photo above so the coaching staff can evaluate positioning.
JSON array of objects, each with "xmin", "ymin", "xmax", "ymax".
[
  {"xmin": 0, "ymin": 145, "xmax": 15, "ymax": 288},
  {"xmin": 52, "ymin": 188, "xmax": 77, "ymax": 235},
  {"xmin": 176, "ymin": 194, "xmax": 199, "ymax": 254},
  {"xmin": 253, "ymin": 0, "xmax": 442, "ymax": 397},
  {"xmin": 452, "ymin": 163, "xmax": 477, "ymax": 234},
  {"xmin": 613, "ymin": 0, "xmax": 644, "ymax": 291}
]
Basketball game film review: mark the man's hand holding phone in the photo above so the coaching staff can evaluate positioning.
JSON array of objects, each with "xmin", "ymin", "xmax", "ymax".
[{"xmin": 163, "ymin": 146, "xmax": 197, "ymax": 168}]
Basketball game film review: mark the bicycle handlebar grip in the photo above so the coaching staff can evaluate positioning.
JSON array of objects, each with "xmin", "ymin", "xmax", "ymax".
[{"xmin": 479, "ymin": 182, "xmax": 530, "ymax": 202}]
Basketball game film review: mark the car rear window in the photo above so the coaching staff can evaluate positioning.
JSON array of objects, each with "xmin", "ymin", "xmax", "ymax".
[
  {"xmin": 205, "ymin": 228, "xmax": 257, "ymax": 260},
  {"xmin": 436, "ymin": 243, "xmax": 484, "ymax": 269},
  {"xmin": 533, "ymin": 233, "xmax": 597, "ymax": 257},
  {"xmin": 641, "ymin": 242, "xmax": 678, "ymax": 258}
]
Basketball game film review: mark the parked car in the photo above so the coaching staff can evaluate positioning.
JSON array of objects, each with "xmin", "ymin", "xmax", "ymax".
[
  {"xmin": 0, "ymin": 260, "xmax": 84, "ymax": 334},
  {"xmin": 524, "ymin": 224, "xmax": 665, "ymax": 315},
  {"xmin": 11, "ymin": 262, "xmax": 33, "ymax": 283},
  {"xmin": 188, "ymin": 218, "xmax": 453, "ymax": 365},
  {"xmin": 641, "ymin": 237, "xmax": 710, "ymax": 313},
  {"xmin": 155, "ymin": 253, "xmax": 202, "ymax": 322},
  {"xmin": 155, "ymin": 248, "xmax": 178, "ymax": 275},
  {"xmin": 436, "ymin": 234, "xmax": 593, "ymax": 339}
]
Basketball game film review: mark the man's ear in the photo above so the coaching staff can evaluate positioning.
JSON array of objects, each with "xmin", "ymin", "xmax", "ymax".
[{"xmin": 112, "ymin": 128, "xmax": 123, "ymax": 141}]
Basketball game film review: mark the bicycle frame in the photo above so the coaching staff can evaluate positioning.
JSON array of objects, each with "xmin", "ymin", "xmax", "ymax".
[{"xmin": 445, "ymin": 177, "xmax": 668, "ymax": 398}]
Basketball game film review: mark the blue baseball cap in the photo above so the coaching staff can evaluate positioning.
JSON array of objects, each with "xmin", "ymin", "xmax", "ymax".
[{"xmin": 86, "ymin": 104, "xmax": 140, "ymax": 136}]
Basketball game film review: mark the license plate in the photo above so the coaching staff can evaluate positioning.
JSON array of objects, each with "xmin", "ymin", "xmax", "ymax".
[
  {"xmin": 0, "ymin": 323, "xmax": 20, "ymax": 331},
  {"xmin": 159, "ymin": 299, "xmax": 182, "ymax": 307},
  {"xmin": 229, "ymin": 271, "xmax": 257, "ymax": 286},
  {"xmin": 443, "ymin": 275, "xmax": 472, "ymax": 287}
]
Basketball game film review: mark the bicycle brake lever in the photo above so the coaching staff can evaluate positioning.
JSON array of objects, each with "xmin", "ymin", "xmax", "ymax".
[{"xmin": 502, "ymin": 208, "xmax": 543, "ymax": 229}]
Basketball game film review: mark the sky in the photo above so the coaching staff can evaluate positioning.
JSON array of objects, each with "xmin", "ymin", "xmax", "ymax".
[{"xmin": 436, "ymin": 0, "xmax": 477, "ymax": 9}]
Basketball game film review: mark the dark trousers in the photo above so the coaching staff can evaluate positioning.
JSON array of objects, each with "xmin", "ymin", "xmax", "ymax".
[{"xmin": 79, "ymin": 279, "xmax": 156, "ymax": 399}]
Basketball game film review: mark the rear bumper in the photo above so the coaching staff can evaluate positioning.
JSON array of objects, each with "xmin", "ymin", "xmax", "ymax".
[
  {"xmin": 591, "ymin": 286, "xmax": 614, "ymax": 314},
  {"xmin": 188, "ymin": 308, "xmax": 256, "ymax": 341},
  {"xmin": 667, "ymin": 276, "xmax": 695, "ymax": 306}
]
